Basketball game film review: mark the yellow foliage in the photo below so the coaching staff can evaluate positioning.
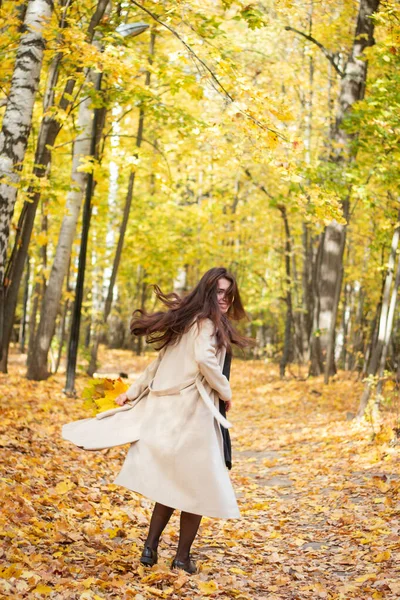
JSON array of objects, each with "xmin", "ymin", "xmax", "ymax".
[
  {"xmin": 1, "ymin": 353, "xmax": 400, "ymax": 598},
  {"xmin": 197, "ymin": 580, "xmax": 219, "ymax": 595},
  {"xmin": 54, "ymin": 479, "xmax": 76, "ymax": 494}
]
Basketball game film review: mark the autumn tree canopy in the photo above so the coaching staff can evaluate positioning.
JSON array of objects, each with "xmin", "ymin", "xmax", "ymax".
[{"xmin": 0, "ymin": 0, "xmax": 399, "ymax": 417}]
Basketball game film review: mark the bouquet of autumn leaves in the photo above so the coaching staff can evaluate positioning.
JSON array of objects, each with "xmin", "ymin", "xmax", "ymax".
[{"xmin": 82, "ymin": 377, "xmax": 129, "ymax": 415}]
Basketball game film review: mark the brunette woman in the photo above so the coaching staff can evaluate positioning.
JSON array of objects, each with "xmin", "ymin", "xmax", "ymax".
[{"xmin": 62, "ymin": 267, "xmax": 251, "ymax": 574}]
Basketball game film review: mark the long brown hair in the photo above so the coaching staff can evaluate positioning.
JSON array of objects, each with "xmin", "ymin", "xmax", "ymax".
[{"xmin": 130, "ymin": 267, "xmax": 252, "ymax": 351}]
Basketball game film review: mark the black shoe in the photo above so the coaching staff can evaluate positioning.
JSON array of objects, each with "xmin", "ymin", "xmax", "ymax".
[
  {"xmin": 140, "ymin": 545, "xmax": 158, "ymax": 567},
  {"xmin": 171, "ymin": 556, "xmax": 197, "ymax": 574}
]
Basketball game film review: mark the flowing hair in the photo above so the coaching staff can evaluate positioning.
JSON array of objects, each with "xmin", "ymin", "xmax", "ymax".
[{"xmin": 130, "ymin": 267, "xmax": 253, "ymax": 352}]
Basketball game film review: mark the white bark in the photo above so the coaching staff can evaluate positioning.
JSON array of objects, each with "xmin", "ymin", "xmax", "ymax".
[
  {"xmin": 377, "ymin": 224, "xmax": 400, "ymax": 345},
  {"xmin": 376, "ymin": 251, "xmax": 400, "ymax": 396},
  {"xmin": 0, "ymin": 0, "xmax": 53, "ymax": 281},
  {"xmin": 27, "ymin": 66, "xmax": 100, "ymax": 380},
  {"xmin": 357, "ymin": 209, "xmax": 400, "ymax": 417}
]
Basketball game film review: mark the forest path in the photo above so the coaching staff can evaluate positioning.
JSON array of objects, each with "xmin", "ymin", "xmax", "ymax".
[{"xmin": 0, "ymin": 348, "xmax": 399, "ymax": 599}]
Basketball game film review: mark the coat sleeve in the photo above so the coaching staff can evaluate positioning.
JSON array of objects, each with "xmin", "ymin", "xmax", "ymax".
[
  {"xmin": 126, "ymin": 350, "xmax": 164, "ymax": 400},
  {"xmin": 193, "ymin": 319, "xmax": 232, "ymax": 402}
]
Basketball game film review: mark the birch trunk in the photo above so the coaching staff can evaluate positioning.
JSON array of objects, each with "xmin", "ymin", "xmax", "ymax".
[
  {"xmin": 27, "ymin": 67, "xmax": 101, "ymax": 380},
  {"xmin": 0, "ymin": 0, "xmax": 108, "ymax": 372},
  {"xmin": 54, "ymin": 258, "xmax": 71, "ymax": 374},
  {"xmin": 357, "ymin": 209, "xmax": 400, "ymax": 417},
  {"xmin": 375, "ymin": 253, "xmax": 400, "ymax": 400},
  {"xmin": 0, "ymin": 0, "xmax": 53, "ymax": 281}
]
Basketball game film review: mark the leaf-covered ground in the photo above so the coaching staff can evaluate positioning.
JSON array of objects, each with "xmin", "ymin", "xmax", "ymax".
[{"xmin": 1, "ymin": 348, "xmax": 399, "ymax": 599}]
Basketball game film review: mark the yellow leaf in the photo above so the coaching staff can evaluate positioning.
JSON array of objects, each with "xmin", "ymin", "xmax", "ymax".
[
  {"xmin": 372, "ymin": 478, "xmax": 390, "ymax": 493},
  {"xmin": 269, "ymin": 530, "xmax": 282, "ymax": 539},
  {"xmin": 95, "ymin": 395, "xmax": 118, "ymax": 413},
  {"xmin": 104, "ymin": 527, "xmax": 120, "ymax": 539},
  {"xmin": 83, "ymin": 576, "xmax": 95, "ymax": 588},
  {"xmin": 252, "ymin": 502, "xmax": 269, "ymax": 510},
  {"xmin": 0, "ymin": 565, "xmax": 22, "ymax": 578},
  {"xmin": 355, "ymin": 573, "xmax": 376, "ymax": 583},
  {"xmin": 144, "ymin": 587, "xmax": 164, "ymax": 597},
  {"xmin": 197, "ymin": 580, "xmax": 219, "ymax": 595},
  {"xmin": 230, "ymin": 567, "xmax": 247, "ymax": 575},
  {"xmin": 113, "ymin": 379, "xmax": 129, "ymax": 395},
  {"xmin": 55, "ymin": 480, "xmax": 76, "ymax": 494},
  {"xmin": 373, "ymin": 550, "xmax": 391, "ymax": 563},
  {"xmin": 32, "ymin": 584, "xmax": 52, "ymax": 595}
]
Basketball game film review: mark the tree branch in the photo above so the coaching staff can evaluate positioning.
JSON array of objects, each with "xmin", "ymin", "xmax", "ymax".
[
  {"xmin": 284, "ymin": 26, "xmax": 343, "ymax": 77},
  {"xmin": 130, "ymin": 0, "xmax": 285, "ymax": 138},
  {"xmin": 244, "ymin": 168, "xmax": 276, "ymax": 200}
]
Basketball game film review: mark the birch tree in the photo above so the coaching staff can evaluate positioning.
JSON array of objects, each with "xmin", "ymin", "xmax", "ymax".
[
  {"xmin": 0, "ymin": 0, "xmax": 109, "ymax": 372},
  {"xmin": 357, "ymin": 208, "xmax": 400, "ymax": 417},
  {"xmin": 0, "ymin": 0, "xmax": 53, "ymax": 280},
  {"xmin": 0, "ymin": 0, "xmax": 53, "ymax": 361}
]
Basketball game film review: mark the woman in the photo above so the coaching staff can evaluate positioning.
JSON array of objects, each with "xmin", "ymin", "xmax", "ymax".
[{"xmin": 62, "ymin": 267, "xmax": 251, "ymax": 574}]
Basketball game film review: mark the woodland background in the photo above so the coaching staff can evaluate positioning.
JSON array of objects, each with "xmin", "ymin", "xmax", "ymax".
[
  {"xmin": 1, "ymin": 2, "xmax": 400, "ymax": 599},
  {"xmin": 0, "ymin": 0, "xmax": 400, "ymax": 414}
]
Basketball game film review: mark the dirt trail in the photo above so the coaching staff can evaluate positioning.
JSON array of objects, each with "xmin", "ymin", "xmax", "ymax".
[{"xmin": 0, "ymin": 349, "xmax": 399, "ymax": 599}]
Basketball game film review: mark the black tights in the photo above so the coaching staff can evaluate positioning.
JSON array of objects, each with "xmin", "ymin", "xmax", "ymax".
[{"xmin": 145, "ymin": 502, "xmax": 202, "ymax": 561}]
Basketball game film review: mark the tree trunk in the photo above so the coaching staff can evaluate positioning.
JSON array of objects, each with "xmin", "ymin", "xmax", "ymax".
[
  {"xmin": 291, "ymin": 244, "xmax": 304, "ymax": 364},
  {"xmin": 27, "ymin": 279, "xmax": 41, "ymax": 365},
  {"xmin": 54, "ymin": 269, "xmax": 71, "ymax": 374},
  {"xmin": 64, "ymin": 77, "xmax": 104, "ymax": 392},
  {"xmin": 15, "ymin": 1, "xmax": 29, "ymax": 26},
  {"xmin": 278, "ymin": 204, "xmax": 293, "ymax": 378},
  {"xmin": 357, "ymin": 209, "xmax": 400, "ymax": 417},
  {"xmin": 0, "ymin": 0, "xmax": 108, "ymax": 372},
  {"xmin": 0, "ymin": 0, "xmax": 53, "ymax": 281},
  {"xmin": 301, "ymin": 225, "xmax": 313, "ymax": 362},
  {"xmin": 19, "ymin": 256, "xmax": 30, "ymax": 353},
  {"xmin": 309, "ymin": 232, "xmax": 324, "ymax": 375},
  {"xmin": 338, "ymin": 282, "xmax": 348, "ymax": 369},
  {"xmin": 374, "ymin": 252, "xmax": 400, "ymax": 401},
  {"xmin": 361, "ymin": 291, "xmax": 382, "ymax": 380},
  {"xmin": 323, "ymin": 215, "xmax": 348, "ymax": 382},
  {"xmin": 314, "ymin": 0, "xmax": 380, "ymax": 379},
  {"xmin": 0, "ymin": 0, "xmax": 53, "ymax": 362},
  {"xmin": 27, "ymin": 66, "xmax": 102, "ymax": 380},
  {"xmin": 88, "ymin": 32, "xmax": 156, "ymax": 375},
  {"xmin": 350, "ymin": 285, "xmax": 365, "ymax": 372}
]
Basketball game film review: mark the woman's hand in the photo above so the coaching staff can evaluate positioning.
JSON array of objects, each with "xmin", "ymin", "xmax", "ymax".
[
  {"xmin": 115, "ymin": 392, "xmax": 129, "ymax": 406},
  {"xmin": 224, "ymin": 399, "xmax": 232, "ymax": 412}
]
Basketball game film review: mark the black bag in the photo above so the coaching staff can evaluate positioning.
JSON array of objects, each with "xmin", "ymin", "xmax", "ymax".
[{"xmin": 219, "ymin": 352, "xmax": 232, "ymax": 470}]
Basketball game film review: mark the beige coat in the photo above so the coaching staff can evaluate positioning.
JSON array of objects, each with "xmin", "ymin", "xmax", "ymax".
[{"xmin": 62, "ymin": 318, "xmax": 240, "ymax": 519}]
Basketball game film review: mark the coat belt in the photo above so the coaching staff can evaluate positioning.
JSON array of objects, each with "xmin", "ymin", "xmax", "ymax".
[
  {"xmin": 97, "ymin": 375, "xmax": 232, "ymax": 430},
  {"xmin": 149, "ymin": 376, "xmax": 232, "ymax": 429}
]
